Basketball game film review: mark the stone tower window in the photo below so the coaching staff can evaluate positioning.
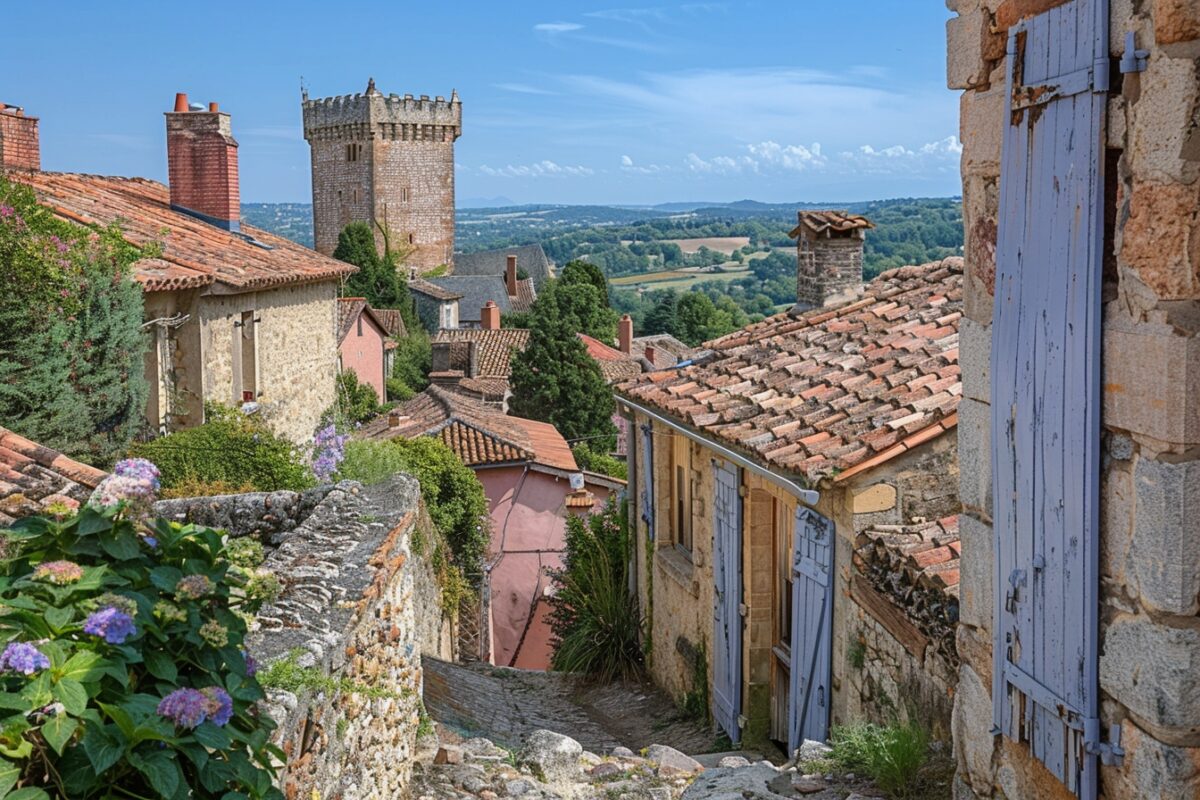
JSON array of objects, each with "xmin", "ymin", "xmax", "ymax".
[
  {"xmin": 408, "ymin": 233, "xmax": 415, "ymax": 245},
  {"xmin": 401, "ymin": 187, "xmax": 410, "ymax": 203},
  {"xmin": 346, "ymin": 142, "xmax": 362, "ymax": 162}
]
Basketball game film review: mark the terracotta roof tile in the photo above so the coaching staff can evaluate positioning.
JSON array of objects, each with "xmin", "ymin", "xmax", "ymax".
[
  {"xmin": 0, "ymin": 428, "xmax": 107, "ymax": 525},
  {"xmin": 432, "ymin": 328, "xmax": 530, "ymax": 377},
  {"xmin": 371, "ymin": 308, "xmax": 408, "ymax": 338},
  {"xmin": 787, "ymin": 210, "xmax": 875, "ymax": 239},
  {"xmin": 618, "ymin": 258, "xmax": 963, "ymax": 483},
  {"xmin": 13, "ymin": 172, "xmax": 355, "ymax": 292}
]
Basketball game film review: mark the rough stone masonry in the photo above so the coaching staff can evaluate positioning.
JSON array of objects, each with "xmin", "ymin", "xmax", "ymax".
[{"xmin": 947, "ymin": 0, "xmax": 1200, "ymax": 798}]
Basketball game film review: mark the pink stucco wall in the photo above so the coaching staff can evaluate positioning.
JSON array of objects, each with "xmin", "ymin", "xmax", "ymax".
[{"xmin": 339, "ymin": 312, "xmax": 387, "ymax": 403}]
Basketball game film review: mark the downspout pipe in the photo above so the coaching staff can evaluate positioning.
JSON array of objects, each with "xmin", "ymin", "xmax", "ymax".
[{"xmin": 620, "ymin": 397, "xmax": 820, "ymax": 507}]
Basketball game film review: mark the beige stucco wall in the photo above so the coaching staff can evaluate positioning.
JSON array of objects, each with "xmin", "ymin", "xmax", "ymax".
[
  {"xmin": 198, "ymin": 280, "xmax": 338, "ymax": 443},
  {"xmin": 142, "ymin": 288, "xmax": 205, "ymax": 433},
  {"xmin": 949, "ymin": 1, "xmax": 1200, "ymax": 797}
]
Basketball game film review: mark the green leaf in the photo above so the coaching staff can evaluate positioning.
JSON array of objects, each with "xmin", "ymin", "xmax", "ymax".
[
  {"xmin": 82, "ymin": 724, "xmax": 125, "ymax": 774},
  {"xmin": 52, "ymin": 678, "xmax": 88, "ymax": 716},
  {"xmin": 59, "ymin": 651, "xmax": 106, "ymax": 683},
  {"xmin": 0, "ymin": 597, "xmax": 40, "ymax": 612},
  {"xmin": 192, "ymin": 722, "xmax": 231, "ymax": 750},
  {"xmin": 149, "ymin": 565, "xmax": 183, "ymax": 593},
  {"xmin": 143, "ymin": 648, "xmax": 177, "ymax": 682},
  {"xmin": 130, "ymin": 749, "xmax": 181, "ymax": 800},
  {"xmin": 4, "ymin": 788, "xmax": 50, "ymax": 800},
  {"xmin": 0, "ymin": 761, "xmax": 18, "ymax": 797},
  {"xmin": 75, "ymin": 507, "xmax": 110, "ymax": 536},
  {"xmin": 42, "ymin": 606, "xmax": 72, "ymax": 632},
  {"xmin": 99, "ymin": 531, "xmax": 141, "ymax": 561},
  {"xmin": 39, "ymin": 714, "xmax": 77, "ymax": 755},
  {"xmin": 19, "ymin": 672, "xmax": 51, "ymax": 708},
  {"xmin": 0, "ymin": 694, "xmax": 26, "ymax": 711},
  {"xmin": 179, "ymin": 741, "xmax": 210, "ymax": 771},
  {"xmin": 98, "ymin": 702, "xmax": 135, "ymax": 739}
]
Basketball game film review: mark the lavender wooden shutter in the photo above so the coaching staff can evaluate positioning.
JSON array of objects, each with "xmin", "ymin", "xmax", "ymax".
[
  {"xmin": 788, "ymin": 507, "xmax": 834, "ymax": 751},
  {"xmin": 640, "ymin": 423, "xmax": 654, "ymax": 539},
  {"xmin": 991, "ymin": 1, "xmax": 1111, "ymax": 795},
  {"xmin": 711, "ymin": 459, "xmax": 742, "ymax": 743}
]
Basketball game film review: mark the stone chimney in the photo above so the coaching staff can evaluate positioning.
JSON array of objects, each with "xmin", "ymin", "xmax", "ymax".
[
  {"xmin": 644, "ymin": 344, "xmax": 657, "ymax": 366},
  {"xmin": 618, "ymin": 314, "xmax": 634, "ymax": 354},
  {"xmin": 0, "ymin": 104, "xmax": 40, "ymax": 172},
  {"xmin": 165, "ymin": 93, "xmax": 240, "ymax": 231},
  {"xmin": 789, "ymin": 210, "xmax": 873, "ymax": 311},
  {"xmin": 505, "ymin": 255, "xmax": 518, "ymax": 297},
  {"xmin": 481, "ymin": 300, "xmax": 501, "ymax": 330}
]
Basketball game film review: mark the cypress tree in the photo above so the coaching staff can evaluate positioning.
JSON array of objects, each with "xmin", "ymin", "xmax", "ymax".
[{"xmin": 334, "ymin": 221, "xmax": 417, "ymax": 330}]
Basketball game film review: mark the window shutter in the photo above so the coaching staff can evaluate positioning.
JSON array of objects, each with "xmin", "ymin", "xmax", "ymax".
[
  {"xmin": 640, "ymin": 423, "xmax": 654, "ymax": 539},
  {"xmin": 990, "ymin": 1, "xmax": 1110, "ymax": 795}
]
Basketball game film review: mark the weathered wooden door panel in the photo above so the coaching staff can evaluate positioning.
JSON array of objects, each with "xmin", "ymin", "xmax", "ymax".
[
  {"xmin": 712, "ymin": 460, "xmax": 742, "ymax": 744},
  {"xmin": 640, "ymin": 423, "xmax": 654, "ymax": 539},
  {"xmin": 788, "ymin": 507, "xmax": 834, "ymax": 752},
  {"xmin": 990, "ymin": 0, "xmax": 1107, "ymax": 796}
]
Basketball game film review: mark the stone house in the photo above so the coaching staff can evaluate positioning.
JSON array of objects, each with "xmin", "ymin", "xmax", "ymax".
[
  {"xmin": 4, "ymin": 94, "xmax": 354, "ymax": 444},
  {"xmin": 336, "ymin": 298, "xmax": 393, "ymax": 403},
  {"xmin": 409, "ymin": 277, "xmax": 462, "ymax": 333},
  {"xmin": 947, "ymin": 0, "xmax": 1200, "ymax": 798},
  {"xmin": 359, "ymin": 386, "xmax": 622, "ymax": 671},
  {"xmin": 429, "ymin": 324, "xmax": 531, "ymax": 409},
  {"xmin": 427, "ymin": 254, "xmax": 537, "ymax": 329},
  {"xmin": 617, "ymin": 242, "xmax": 964, "ymax": 752}
]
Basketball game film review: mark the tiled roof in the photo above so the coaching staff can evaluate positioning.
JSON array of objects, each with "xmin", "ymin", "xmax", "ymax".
[
  {"xmin": 358, "ymin": 386, "xmax": 576, "ymax": 471},
  {"xmin": 432, "ymin": 328, "xmax": 530, "ymax": 377},
  {"xmin": 410, "ymin": 278, "xmax": 463, "ymax": 301},
  {"xmin": 511, "ymin": 277, "xmax": 536, "ymax": 313},
  {"xmin": 578, "ymin": 333, "xmax": 644, "ymax": 384},
  {"xmin": 617, "ymin": 258, "xmax": 963, "ymax": 483},
  {"xmin": 428, "ymin": 276, "xmax": 514, "ymax": 322},
  {"xmin": 788, "ymin": 209, "xmax": 875, "ymax": 239},
  {"xmin": 452, "ymin": 244, "xmax": 554, "ymax": 286},
  {"xmin": 0, "ymin": 428, "xmax": 107, "ymax": 525},
  {"xmin": 855, "ymin": 516, "xmax": 961, "ymax": 594},
  {"xmin": 372, "ymin": 308, "xmax": 408, "ymax": 338},
  {"xmin": 632, "ymin": 334, "xmax": 695, "ymax": 369},
  {"xmin": 13, "ymin": 172, "xmax": 356, "ymax": 292}
]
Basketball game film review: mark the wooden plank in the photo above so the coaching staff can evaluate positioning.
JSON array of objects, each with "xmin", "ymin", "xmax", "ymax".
[{"xmin": 849, "ymin": 575, "xmax": 929, "ymax": 659}]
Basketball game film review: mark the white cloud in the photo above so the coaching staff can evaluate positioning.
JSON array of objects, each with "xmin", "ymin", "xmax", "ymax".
[
  {"xmin": 837, "ymin": 136, "xmax": 963, "ymax": 174},
  {"xmin": 620, "ymin": 154, "xmax": 634, "ymax": 166},
  {"xmin": 534, "ymin": 22, "xmax": 583, "ymax": 32},
  {"xmin": 621, "ymin": 154, "xmax": 669, "ymax": 174},
  {"xmin": 746, "ymin": 141, "xmax": 826, "ymax": 171},
  {"xmin": 494, "ymin": 82, "xmax": 556, "ymax": 96},
  {"xmin": 479, "ymin": 160, "xmax": 595, "ymax": 178}
]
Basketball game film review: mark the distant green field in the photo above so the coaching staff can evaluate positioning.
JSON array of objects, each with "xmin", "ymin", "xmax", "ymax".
[{"xmin": 610, "ymin": 265, "xmax": 751, "ymax": 291}]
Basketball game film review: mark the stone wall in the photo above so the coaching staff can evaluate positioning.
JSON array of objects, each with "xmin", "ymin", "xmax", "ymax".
[
  {"xmin": 797, "ymin": 234, "xmax": 865, "ymax": 308},
  {"xmin": 197, "ymin": 280, "xmax": 339, "ymax": 443},
  {"xmin": 156, "ymin": 477, "xmax": 454, "ymax": 799},
  {"xmin": 303, "ymin": 88, "xmax": 461, "ymax": 272},
  {"xmin": 948, "ymin": 0, "xmax": 1200, "ymax": 797}
]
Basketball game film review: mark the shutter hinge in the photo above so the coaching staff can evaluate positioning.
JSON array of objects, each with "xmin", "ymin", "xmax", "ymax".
[
  {"xmin": 738, "ymin": 484, "xmax": 747, "ymax": 498},
  {"xmin": 1083, "ymin": 718, "xmax": 1125, "ymax": 766},
  {"xmin": 1119, "ymin": 31, "xmax": 1149, "ymax": 74}
]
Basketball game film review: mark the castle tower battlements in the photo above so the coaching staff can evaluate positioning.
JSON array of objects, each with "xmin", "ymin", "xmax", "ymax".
[{"xmin": 302, "ymin": 79, "xmax": 460, "ymax": 270}]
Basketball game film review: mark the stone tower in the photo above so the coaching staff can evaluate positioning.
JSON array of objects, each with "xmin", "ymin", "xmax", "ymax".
[{"xmin": 302, "ymin": 79, "xmax": 461, "ymax": 271}]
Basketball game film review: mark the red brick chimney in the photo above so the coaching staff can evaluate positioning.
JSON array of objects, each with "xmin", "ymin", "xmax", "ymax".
[
  {"xmin": 0, "ymin": 104, "xmax": 40, "ymax": 172},
  {"xmin": 165, "ymin": 92, "xmax": 240, "ymax": 231},
  {"xmin": 481, "ymin": 300, "xmax": 501, "ymax": 330},
  {"xmin": 618, "ymin": 314, "xmax": 633, "ymax": 354},
  {"xmin": 644, "ymin": 344, "xmax": 657, "ymax": 366},
  {"xmin": 506, "ymin": 254, "xmax": 518, "ymax": 297}
]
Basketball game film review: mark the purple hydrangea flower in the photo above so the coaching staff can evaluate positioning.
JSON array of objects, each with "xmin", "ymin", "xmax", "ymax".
[
  {"xmin": 113, "ymin": 458, "xmax": 161, "ymax": 491},
  {"xmin": 242, "ymin": 650, "xmax": 258, "ymax": 677},
  {"xmin": 0, "ymin": 642, "xmax": 50, "ymax": 675},
  {"xmin": 31, "ymin": 560, "xmax": 84, "ymax": 585},
  {"xmin": 156, "ymin": 688, "xmax": 209, "ymax": 729},
  {"xmin": 201, "ymin": 687, "xmax": 234, "ymax": 727},
  {"xmin": 156, "ymin": 686, "xmax": 234, "ymax": 729},
  {"xmin": 143, "ymin": 535, "xmax": 158, "ymax": 549},
  {"xmin": 310, "ymin": 424, "xmax": 348, "ymax": 482},
  {"xmin": 83, "ymin": 607, "xmax": 136, "ymax": 644}
]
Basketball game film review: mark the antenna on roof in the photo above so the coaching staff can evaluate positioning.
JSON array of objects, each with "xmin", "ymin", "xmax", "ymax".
[{"xmin": 300, "ymin": 75, "xmax": 308, "ymax": 102}]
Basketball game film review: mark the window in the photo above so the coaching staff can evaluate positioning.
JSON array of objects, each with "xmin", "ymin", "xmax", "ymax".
[
  {"xmin": 356, "ymin": 315, "xmax": 363, "ymax": 337},
  {"xmin": 408, "ymin": 233, "xmax": 415, "ymax": 245},
  {"xmin": 400, "ymin": 187, "xmax": 411, "ymax": 203},
  {"xmin": 670, "ymin": 434, "xmax": 693, "ymax": 554},
  {"xmin": 346, "ymin": 142, "xmax": 362, "ymax": 162},
  {"xmin": 774, "ymin": 498, "xmax": 794, "ymax": 647},
  {"xmin": 233, "ymin": 310, "xmax": 258, "ymax": 402}
]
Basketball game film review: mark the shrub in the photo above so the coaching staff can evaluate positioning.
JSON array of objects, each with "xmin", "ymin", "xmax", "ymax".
[
  {"xmin": 547, "ymin": 499, "xmax": 642, "ymax": 681},
  {"xmin": 332, "ymin": 371, "xmax": 384, "ymax": 425},
  {"xmin": 133, "ymin": 404, "xmax": 313, "ymax": 493},
  {"xmin": 828, "ymin": 721, "xmax": 930, "ymax": 798},
  {"xmin": 390, "ymin": 330, "xmax": 431, "ymax": 397},
  {"xmin": 0, "ymin": 460, "xmax": 282, "ymax": 799},
  {"xmin": 159, "ymin": 477, "xmax": 254, "ymax": 500},
  {"xmin": 571, "ymin": 444, "xmax": 627, "ymax": 481},
  {"xmin": 386, "ymin": 377, "xmax": 414, "ymax": 403}
]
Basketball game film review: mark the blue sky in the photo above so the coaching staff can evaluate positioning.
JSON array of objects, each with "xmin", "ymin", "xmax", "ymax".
[{"xmin": 3, "ymin": 2, "xmax": 960, "ymax": 206}]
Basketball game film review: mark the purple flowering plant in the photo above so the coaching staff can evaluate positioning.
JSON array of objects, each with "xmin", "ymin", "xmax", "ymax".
[{"xmin": 0, "ymin": 458, "xmax": 283, "ymax": 799}]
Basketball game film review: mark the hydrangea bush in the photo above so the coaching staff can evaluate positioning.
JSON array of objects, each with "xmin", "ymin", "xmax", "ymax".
[{"xmin": 0, "ymin": 460, "xmax": 283, "ymax": 799}]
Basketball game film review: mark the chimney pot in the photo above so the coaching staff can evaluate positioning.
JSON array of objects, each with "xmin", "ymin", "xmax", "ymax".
[
  {"xmin": 505, "ymin": 254, "xmax": 518, "ymax": 297},
  {"xmin": 481, "ymin": 300, "xmax": 501, "ymax": 330},
  {"xmin": 618, "ymin": 314, "xmax": 633, "ymax": 354},
  {"xmin": 208, "ymin": 102, "xmax": 219, "ymax": 112},
  {"xmin": 174, "ymin": 93, "xmax": 189, "ymax": 113},
  {"xmin": 644, "ymin": 344, "xmax": 657, "ymax": 365},
  {"xmin": 388, "ymin": 411, "xmax": 402, "ymax": 428}
]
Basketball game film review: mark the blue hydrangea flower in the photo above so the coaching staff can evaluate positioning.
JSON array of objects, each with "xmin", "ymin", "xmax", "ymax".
[
  {"xmin": 156, "ymin": 688, "xmax": 209, "ymax": 729},
  {"xmin": 83, "ymin": 606, "xmax": 136, "ymax": 644},
  {"xmin": 242, "ymin": 650, "xmax": 258, "ymax": 677},
  {"xmin": 201, "ymin": 686, "xmax": 234, "ymax": 726},
  {"xmin": 0, "ymin": 642, "xmax": 50, "ymax": 675}
]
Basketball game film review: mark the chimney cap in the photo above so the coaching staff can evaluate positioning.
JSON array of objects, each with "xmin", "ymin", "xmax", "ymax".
[
  {"xmin": 173, "ymin": 92, "xmax": 189, "ymax": 112},
  {"xmin": 208, "ymin": 101, "xmax": 219, "ymax": 112}
]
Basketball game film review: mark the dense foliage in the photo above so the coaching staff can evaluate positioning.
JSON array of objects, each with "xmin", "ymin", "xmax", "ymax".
[
  {"xmin": 0, "ymin": 460, "xmax": 282, "ymax": 799},
  {"xmin": 509, "ymin": 282, "xmax": 617, "ymax": 451},
  {"xmin": 332, "ymin": 222, "xmax": 417, "ymax": 332},
  {"xmin": 336, "ymin": 438, "xmax": 490, "ymax": 585},
  {"xmin": 827, "ymin": 721, "xmax": 932, "ymax": 799},
  {"xmin": 547, "ymin": 500, "xmax": 642, "ymax": 681},
  {"xmin": 132, "ymin": 404, "xmax": 313, "ymax": 494},
  {"xmin": 388, "ymin": 328, "xmax": 431, "ymax": 400},
  {"xmin": 0, "ymin": 175, "xmax": 148, "ymax": 467},
  {"xmin": 570, "ymin": 444, "xmax": 627, "ymax": 481},
  {"xmin": 330, "ymin": 371, "xmax": 384, "ymax": 426}
]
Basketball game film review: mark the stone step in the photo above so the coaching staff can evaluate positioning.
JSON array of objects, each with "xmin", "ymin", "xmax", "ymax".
[{"xmin": 691, "ymin": 750, "xmax": 766, "ymax": 768}]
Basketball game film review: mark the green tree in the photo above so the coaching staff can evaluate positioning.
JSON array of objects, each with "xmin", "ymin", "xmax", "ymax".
[
  {"xmin": 560, "ymin": 259, "xmax": 610, "ymax": 306},
  {"xmin": 553, "ymin": 280, "xmax": 620, "ymax": 343},
  {"xmin": 510, "ymin": 282, "xmax": 617, "ymax": 450},
  {"xmin": 333, "ymin": 221, "xmax": 417, "ymax": 329},
  {"xmin": 331, "ymin": 370, "xmax": 384, "ymax": 424},
  {"xmin": 390, "ymin": 327, "xmax": 431, "ymax": 397},
  {"xmin": 642, "ymin": 291, "xmax": 679, "ymax": 337},
  {"xmin": 0, "ymin": 175, "xmax": 148, "ymax": 466}
]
